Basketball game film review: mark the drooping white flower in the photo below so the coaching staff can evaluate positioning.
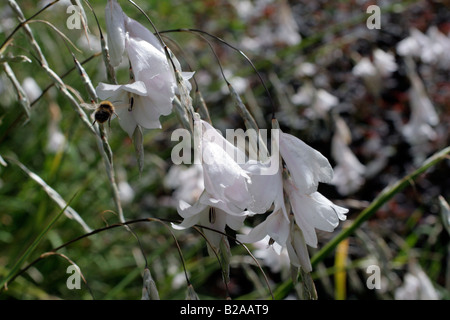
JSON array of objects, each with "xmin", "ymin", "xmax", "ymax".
[
  {"xmin": 402, "ymin": 58, "xmax": 439, "ymax": 146},
  {"xmin": 96, "ymin": 81, "xmax": 163, "ymax": 137},
  {"xmin": 395, "ymin": 264, "xmax": 440, "ymax": 300},
  {"xmin": 98, "ymin": 0, "xmax": 194, "ymax": 136},
  {"xmin": 199, "ymin": 119, "xmax": 254, "ymax": 214},
  {"xmin": 239, "ymin": 123, "xmax": 347, "ymax": 272},
  {"xmin": 331, "ymin": 116, "xmax": 366, "ymax": 195},
  {"xmin": 172, "ymin": 119, "xmax": 256, "ymax": 254}
]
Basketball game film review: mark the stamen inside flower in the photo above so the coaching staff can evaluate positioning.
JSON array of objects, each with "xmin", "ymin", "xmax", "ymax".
[{"xmin": 209, "ymin": 207, "xmax": 216, "ymax": 224}]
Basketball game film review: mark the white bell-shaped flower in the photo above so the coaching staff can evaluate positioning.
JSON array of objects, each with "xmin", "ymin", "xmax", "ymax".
[
  {"xmin": 99, "ymin": 0, "xmax": 194, "ymax": 136},
  {"xmin": 199, "ymin": 119, "xmax": 253, "ymax": 214}
]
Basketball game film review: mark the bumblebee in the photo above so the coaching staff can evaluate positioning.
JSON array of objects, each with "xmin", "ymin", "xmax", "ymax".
[
  {"xmin": 93, "ymin": 101, "xmax": 116, "ymax": 126},
  {"xmin": 82, "ymin": 100, "xmax": 118, "ymax": 127}
]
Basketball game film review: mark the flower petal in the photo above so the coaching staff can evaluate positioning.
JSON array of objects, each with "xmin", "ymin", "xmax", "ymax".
[
  {"xmin": 201, "ymin": 120, "xmax": 246, "ymax": 161},
  {"xmin": 237, "ymin": 210, "xmax": 289, "ymax": 246},
  {"xmin": 225, "ymin": 212, "xmax": 246, "ymax": 231},
  {"xmin": 286, "ymin": 180, "xmax": 347, "ymax": 247},
  {"xmin": 243, "ymin": 160, "xmax": 287, "ymax": 218},
  {"xmin": 126, "ymin": 36, "xmax": 175, "ymax": 119},
  {"xmin": 202, "ymin": 140, "xmax": 252, "ymax": 211},
  {"xmin": 177, "ymin": 198, "xmax": 209, "ymax": 219},
  {"xmin": 237, "ymin": 218, "xmax": 270, "ymax": 244},
  {"xmin": 96, "ymin": 81, "xmax": 147, "ymax": 100},
  {"xmin": 105, "ymin": 0, "xmax": 126, "ymax": 67},
  {"xmin": 115, "ymin": 106, "xmax": 137, "ymax": 137},
  {"xmin": 265, "ymin": 210, "xmax": 290, "ymax": 246},
  {"xmin": 125, "ymin": 16, "xmax": 164, "ymax": 52},
  {"xmin": 280, "ymin": 131, "xmax": 333, "ymax": 194},
  {"xmin": 131, "ymin": 95, "xmax": 165, "ymax": 130}
]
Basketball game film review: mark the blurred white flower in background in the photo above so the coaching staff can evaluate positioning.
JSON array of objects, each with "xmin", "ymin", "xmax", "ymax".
[
  {"xmin": 164, "ymin": 164, "xmax": 204, "ymax": 205},
  {"xmin": 397, "ymin": 28, "xmax": 427, "ymax": 59},
  {"xmin": 401, "ymin": 57, "xmax": 439, "ymax": 164},
  {"xmin": 295, "ymin": 62, "xmax": 317, "ymax": 78},
  {"xmin": 290, "ymin": 81, "xmax": 315, "ymax": 106},
  {"xmin": 231, "ymin": 0, "xmax": 301, "ymax": 51},
  {"xmin": 46, "ymin": 103, "xmax": 66, "ymax": 154},
  {"xmin": 331, "ymin": 116, "xmax": 366, "ymax": 196},
  {"xmin": 21, "ymin": 77, "xmax": 42, "ymax": 102},
  {"xmin": 220, "ymin": 70, "xmax": 248, "ymax": 96},
  {"xmin": 250, "ymin": 232, "xmax": 290, "ymax": 274},
  {"xmin": 372, "ymin": 48, "xmax": 398, "ymax": 77},
  {"xmin": 291, "ymin": 81, "xmax": 339, "ymax": 120},
  {"xmin": 403, "ymin": 82, "xmax": 438, "ymax": 144},
  {"xmin": 352, "ymin": 49, "xmax": 397, "ymax": 96},
  {"xmin": 395, "ymin": 263, "xmax": 440, "ymax": 300},
  {"xmin": 397, "ymin": 27, "xmax": 450, "ymax": 68},
  {"xmin": 116, "ymin": 168, "xmax": 135, "ymax": 205}
]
